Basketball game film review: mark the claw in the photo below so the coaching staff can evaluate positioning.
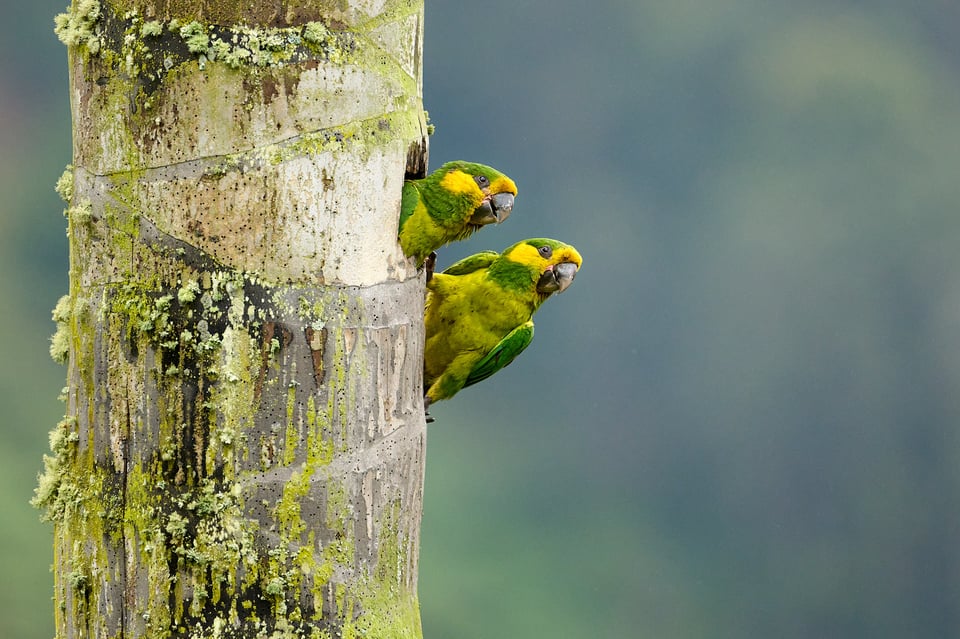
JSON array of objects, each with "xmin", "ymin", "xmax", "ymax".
[{"xmin": 424, "ymin": 395, "xmax": 434, "ymax": 423}]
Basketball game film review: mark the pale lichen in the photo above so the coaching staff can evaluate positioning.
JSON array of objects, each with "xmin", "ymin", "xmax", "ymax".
[
  {"xmin": 31, "ymin": 416, "xmax": 80, "ymax": 522},
  {"xmin": 65, "ymin": 198, "xmax": 93, "ymax": 224},
  {"xmin": 180, "ymin": 21, "xmax": 210, "ymax": 54},
  {"xmin": 55, "ymin": 165, "xmax": 74, "ymax": 203},
  {"xmin": 178, "ymin": 277, "xmax": 201, "ymax": 305},
  {"xmin": 303, "ymin": 21, "xmax": 348, "ymax": 64},
  {"xmin": 175, "ymin": 19, "xmax": 348, "ymax": 71},
  {"xmin": 53, "ymin": 0, "xmax": 103, "ymax": 54},
  {"xmin": 60, "ymin": 8, "xmax": 359, "ymax": 95},
  {"xmin": 140, "ymin": 20, "xmax": 163, "ymax": 38},
  {"xmin": 49, "ymin": 294, "xmax": 73, "ymax": 364}
]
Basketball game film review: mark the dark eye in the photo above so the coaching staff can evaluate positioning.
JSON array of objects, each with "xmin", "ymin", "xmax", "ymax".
[
  {"xmin": 474, "ymin": 175, "xmax": 490, "ymax": 188},
  {"xmin": 538, "ymin": 245, "xmax": 553, "ymax": 258}
]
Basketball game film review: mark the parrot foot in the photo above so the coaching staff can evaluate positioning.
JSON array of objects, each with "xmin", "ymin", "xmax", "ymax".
[
  {"xmin": 424, "ymin": 251, "xmax": 437, "ymax": 282},
  {"xmin": 424, "ymin": 395, "xmax": 435, "ymax": 423}
]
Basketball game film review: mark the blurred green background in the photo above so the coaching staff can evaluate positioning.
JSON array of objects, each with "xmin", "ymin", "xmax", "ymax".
[{"xmin": 5, "ymin": 2, "xmax": 960, "ymax": 638}]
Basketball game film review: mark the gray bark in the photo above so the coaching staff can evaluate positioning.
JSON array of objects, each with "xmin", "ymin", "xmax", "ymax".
[{"xmin": 39, "ymin": 1, "xmax": 428, "ymax": 637}]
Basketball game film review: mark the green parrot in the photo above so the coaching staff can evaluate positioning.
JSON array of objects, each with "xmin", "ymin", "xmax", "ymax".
[
  {"xmin": 423, "ymin": 238, "xmax": 583, "ymax": 409},
  {"xmin": 398, "ymin": 161, "xmax": 518, "ymax": 266}
]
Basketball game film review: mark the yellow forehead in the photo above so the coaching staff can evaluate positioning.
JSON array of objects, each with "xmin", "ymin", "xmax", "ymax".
[
  {"xmin": 508, "ymin": 243, "xmax": 583, "ymax": 270},
  {"xmin": 439, "ymin": 170, "xmax": 518, "ymax": 196},
  {"xmin": 440, "ymin": 170, "xmax": 482, "ymax": 195}
]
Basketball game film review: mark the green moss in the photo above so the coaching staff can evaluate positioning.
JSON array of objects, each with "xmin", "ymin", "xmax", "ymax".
[
  {"xmin": 66, "ymin": 569, "xmax": 89, "ymax": 593},
  {"xmin": 275, "ymin": 464, "xmax": 312, "ymax": 543},
  {"xmin": 155, "ymin": 476, "xmax": 259, "ymax": 626},
  {"xmin": 122, "ymin": 462, "xmax": 175, "ymax": 634},
  {"xmin": 264, "ymin": 471, "xmax": 360, "ymax": 629},
  {"xmin": 305, "ymin": 394, "xmax": 335, "ymax": 468},
  {"xmin": 322, "ymin": 483, "xmax": 354, "ymax": 569},
  {"xmin": 207, "ymin": 325, "xmax": 258, "ymax": 478},
  {"xmin": 283, "ymin": 379, "xmax": 300, "ymax": 466},
  {"xmin": 340, "ymin": 500, "xmax": 421, "ymax": 639},
  {"xmin": 111, "ymin": 285, "xmax": 176, "ymax": 345}
]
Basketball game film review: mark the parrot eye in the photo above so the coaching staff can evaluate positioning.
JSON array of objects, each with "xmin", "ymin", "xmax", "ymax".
[
  {"xmin": 538, "ymin": 245, "xmax": 553, "ymax": 258},
  {"xmin": 474, "ymin": 175, "xmax": 490, "ymax": 188}
]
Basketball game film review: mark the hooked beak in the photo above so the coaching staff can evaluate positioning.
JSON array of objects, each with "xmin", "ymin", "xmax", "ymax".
[
  {"xmin": 536, "ymin": 261, "xmax": 579, "ymax": 294},
  {"xmin": 469, "ymin": 192, "xmax": 515, "ymax": 225}
]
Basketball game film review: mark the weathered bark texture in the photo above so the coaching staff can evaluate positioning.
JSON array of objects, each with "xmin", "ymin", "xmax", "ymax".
[{"xmin": 39, "ymin": 1, "xmax": 428, "ymax": 637}]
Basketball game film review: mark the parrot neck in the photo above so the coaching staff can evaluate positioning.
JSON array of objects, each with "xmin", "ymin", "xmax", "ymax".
[
  {"xmin": 422, "ymin": 180, "xmax": 480, "ymax": 221},
  {"xmin": 488, "ymin": 259, "xmax": 549, "ymax": 309}
]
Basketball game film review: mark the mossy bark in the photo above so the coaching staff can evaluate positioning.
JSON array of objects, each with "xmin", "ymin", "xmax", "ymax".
[{"xmin": 40, "ymin": 1, "xmax": 428, "ymax": 637}]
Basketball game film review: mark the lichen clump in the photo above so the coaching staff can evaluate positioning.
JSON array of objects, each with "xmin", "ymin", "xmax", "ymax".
[
  {"xmin": 49, "ymin": 294, "xmax": 73, "ymax": 364},
  {"xmin": 178, "ymin": 20, "xmax": 352, "ymax": 70},
  {"xmin": 31, "ymin": 416, "xmax": 80, "ymax": 522},
  {"xmin": 55, "ymin": 165, "xmax": 74, "ymax": 203},
  {"xmin": 56, "ymin": 164, "xmax": 95, "ymax": 225},
  {"xmin": 54, "ymin": 4, "xmax": 353, "ymax": 73},
  {"xmin": 54, "ymin": 0, "xmax": 103, "ymax": 53}
]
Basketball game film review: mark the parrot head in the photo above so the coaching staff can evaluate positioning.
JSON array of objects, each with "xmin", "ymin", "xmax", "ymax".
[
  {"xmin": 436, "ymin": 161, "xmax": 518, "ymax": 226},
  {"xmin": 501, "ymin": 238, "xmax": 583, "ymax": 299}
]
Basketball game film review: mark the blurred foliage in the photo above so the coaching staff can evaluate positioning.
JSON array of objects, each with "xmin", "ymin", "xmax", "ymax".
[{"xmin": 4, "ymin": 2, "xmax": 960, "ymax": 638}]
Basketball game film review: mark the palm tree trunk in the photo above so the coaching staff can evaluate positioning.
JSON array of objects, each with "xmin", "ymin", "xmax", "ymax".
[{"xmin": 38, "ymin": 2, "xmax": 428, "ymax": 637}]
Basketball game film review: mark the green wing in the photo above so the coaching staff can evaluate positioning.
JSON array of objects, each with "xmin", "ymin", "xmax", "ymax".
[
  {"xmin": 464, "ymin": 321, "xmax": 535, "ymax": 389},
  {"xmin": 398, "ymin": 181, "xmax": 420, "ymax": 232},
  {"xmin": 442, "ymin": 251, "xmax": 500, "ymax": 276}
]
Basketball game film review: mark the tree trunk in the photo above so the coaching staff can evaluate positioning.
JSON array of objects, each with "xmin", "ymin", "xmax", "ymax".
[{"xmin": 38, "ymin": 1, "xmax": 428, "ymax": 637}]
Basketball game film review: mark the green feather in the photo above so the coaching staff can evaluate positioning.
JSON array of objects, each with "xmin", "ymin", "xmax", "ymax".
[
  {"xmin": 486, "ymin": 255, "xmax": 539, "ymax": 296},
  {"xmin": 463, "ymin": 321, "xmax": 534, "ymax": 388},
  {"xmin": 442, "ymin": 251, "xmax": 499, "ymax": 276},
  {"xmin": 398, "ymin": 180, "xmax": 421, "ymax": 231}
]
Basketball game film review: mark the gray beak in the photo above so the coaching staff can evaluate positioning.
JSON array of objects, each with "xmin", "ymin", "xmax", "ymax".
[
  {"xmin": 536, "ymin": 261, "xmax": 579, "ymax": 294},
  {"xmin": 469, "ymin": 192, "xmax": 515, "ymax": 225}
]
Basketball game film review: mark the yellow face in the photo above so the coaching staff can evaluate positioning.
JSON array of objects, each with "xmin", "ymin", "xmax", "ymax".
[
  {"xmin": 439, "ymin": 169, "xmax": 518, "ymax": 198},
  {"xmin": 506, "ymin": 241, "xmax": 583, "ymax": 274}
]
